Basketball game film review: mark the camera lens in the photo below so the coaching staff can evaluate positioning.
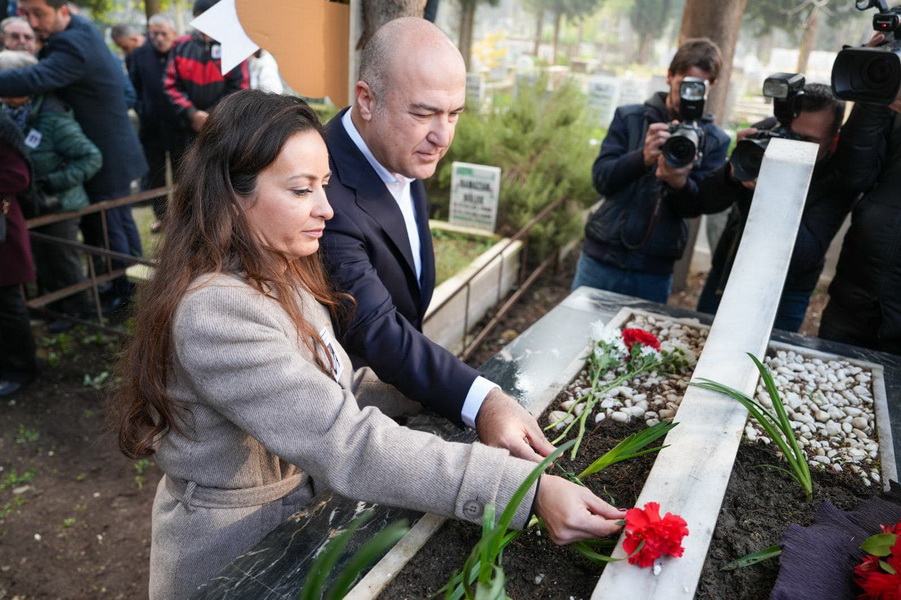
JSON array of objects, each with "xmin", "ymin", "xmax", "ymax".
[
  {"xmin": 731, "ymin": 139, "xmax": 768, "ymax": 182},
  {"xmin": 864, "ymin": 55, "xmax": 894, "ymax": 86},
  {"xmin": 662, "ymin": 134, "xmax": 697, "ymax": 169}
]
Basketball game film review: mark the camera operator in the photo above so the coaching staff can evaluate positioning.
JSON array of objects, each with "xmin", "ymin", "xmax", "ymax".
[
  {"xmin": 671, "ymin": 83, "xmax": 850, "ymax": 332},
  {"xmin": 572, "ymin": 38, "xmax": 730, "ymax": 303},
  {"xmin": 819, "ymin": 32, "xmax": 901, "ymax": 353}
]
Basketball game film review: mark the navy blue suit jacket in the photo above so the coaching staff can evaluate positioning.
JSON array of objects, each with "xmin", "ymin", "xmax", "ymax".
[
  {"xmin": 321, "ymin": 110, "xmax": 480, "ymax": 426},
  {"xmin": 0, "ymin": 15, "xmax": 147, "ymax": 197}
]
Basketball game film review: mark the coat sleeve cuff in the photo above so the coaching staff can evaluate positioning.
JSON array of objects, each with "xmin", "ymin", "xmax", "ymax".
[{"xmin": 454, "ymin": 443, "xmax": 538, "ymax": 531}]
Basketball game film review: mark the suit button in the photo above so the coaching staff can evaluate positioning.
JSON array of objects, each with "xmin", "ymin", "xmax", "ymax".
[{"xmin": 463, "ymin": 500, "xmax": 483, "ymax": 518}]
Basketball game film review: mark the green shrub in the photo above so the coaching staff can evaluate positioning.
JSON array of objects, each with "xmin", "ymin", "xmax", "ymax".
[{"xmin": 427, "ymin": 76, "xmax": 597, "ymax": 262}]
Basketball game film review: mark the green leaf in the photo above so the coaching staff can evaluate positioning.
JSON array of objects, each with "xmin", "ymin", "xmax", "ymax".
[
  {"xmin": 577, "ymin": 420, "xmax": 677, "ymax": 479},
  {"xmin": 325, "ymin": 519, "xmax": 410, "ymax": 599},
  {"xmin": 299, "ymin": 509, "xmax": 379, "ymax": 600},
  {"xmin": 861, "ymin": 533, "xmax": 898, "ymax": 557},
  {"xmin": 572, "ymin": 540, "xmax": 622, "ymax": 564},
  {"xmin": 720, "ymin": 545, "xmax": 782, "ymax": 570},
  {"xmin": 881, "ymin": 560, "xmax": 897, "ymax": 574}
]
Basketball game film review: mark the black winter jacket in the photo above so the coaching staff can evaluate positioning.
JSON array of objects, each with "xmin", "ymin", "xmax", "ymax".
[
  {"xmin": 581, "ymin": 91, "xmax": 730, "ymax": 275},
  {"xmin": 671, "ymin": 117, "xmax": 855, "ymax": 296},
  {"xmin": 823, "ymin": 102, "xmax": 901, "ymax": 350}
]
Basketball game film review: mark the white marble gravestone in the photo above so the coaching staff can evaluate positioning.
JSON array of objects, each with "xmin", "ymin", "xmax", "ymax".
[{"xmin": 594, "ymin": 138, "xmax": 819, "ymax": 599}]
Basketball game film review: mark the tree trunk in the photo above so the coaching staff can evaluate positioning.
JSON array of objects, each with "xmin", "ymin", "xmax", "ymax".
[
  {"xmin": 673, "ymin": 0, "xmax": 748, "ymax": 292},
  {"xmin": 551, "ymin": 10, "xmax": 562, "ymax": 64},
  {"xmin": 636, "ymin": 32, "xmax": 653, "ymax": 64},
  {"xmin": 144, "ymin": 0, "xmax": 161, "ymax": 22},
  {"xmin": 797, "ymin": 4, "xmax": 820, "ymax": 74},
  {"xmin": 458, "ymin": 1, "xmax": 476, "ymax": 71},
  {"xmin": 678, "ymin": 0, "xmax": 748, "ymax": 123},
  {"xmin": 358, "ymin": 0, "xmax": 424, "ymax": 49},
  {"xmin": 533, "ymin": 9, "xmax": 543, "ymax": 56}
]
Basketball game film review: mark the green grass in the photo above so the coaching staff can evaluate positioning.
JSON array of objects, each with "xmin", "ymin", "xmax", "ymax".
[{"xmin": 432, "ymin": 229, "xmax": 497, "ymax": 286}]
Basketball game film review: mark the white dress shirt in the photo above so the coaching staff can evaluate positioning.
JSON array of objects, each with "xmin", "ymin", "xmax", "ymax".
[{"xmin": 341, "ymin": 111, "xmax": 495, "ymax": 427}]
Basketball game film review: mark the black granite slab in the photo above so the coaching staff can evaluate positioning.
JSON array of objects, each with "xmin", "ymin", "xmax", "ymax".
[{"xmin": 192, "ymin": 286, "xmax": 901, "ymax": 599}]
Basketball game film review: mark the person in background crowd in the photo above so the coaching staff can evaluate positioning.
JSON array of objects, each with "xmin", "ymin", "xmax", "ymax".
[
  {"xmin": 819, "ymin": 34, "xmax": 901, "ymax": 355},
  {"xmin": 0, "ymin": 49, "xmax": 102, "ymax": 333},
  {"xmin": 572, "ymin": 38, "xmax": 731, "ymax": 303},
  {"xmin": 111, "ymin": 90, "xmax": 626, "ymax": 599},
  {"xmin": 164, "ymin": 0, "xmax": 248, "ymax": 139},
  {"xmin": 110, "ymin": 22, "xmax": 144, "ymax": 57},
  {"xmin": 0, "ymin": 16, "xmax": 36, "ymax": 53},
  {"xmin": 321, "ymin": 18, "xmax": 553, "ymax": 461},
  {"xmin": 0, "ymin": 110, "xmax": 38, "ymax": 398},
  {"xmin": 128, "ymin": 13, "xmax": 183, "ymax": 234},
  {"xmin": 670, "ymin": 83, "xmax": 851, "ymax": 333},
  {"xmin": 248, "ymin": 48, "xmax": 283, "ymax": 94},
  {"xmin": 0, "ymin": 0, "xmax": 148, "ymax": 311}
]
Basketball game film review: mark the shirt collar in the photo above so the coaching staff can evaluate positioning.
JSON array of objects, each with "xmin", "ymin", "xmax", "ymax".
[{"xmin": 341, "ymin": 109, "xmax": 415, "ymax": 187}]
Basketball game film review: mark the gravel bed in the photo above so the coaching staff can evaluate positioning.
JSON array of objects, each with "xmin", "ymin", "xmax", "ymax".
[{"xmin": 548, "ymin": 312, "xmax": 883, "ymax": 488}]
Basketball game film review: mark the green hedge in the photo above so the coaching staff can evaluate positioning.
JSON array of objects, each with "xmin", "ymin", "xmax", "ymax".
[{"xmin": 427, "ymin": 77, "xmax": 598, "ymax": 260}]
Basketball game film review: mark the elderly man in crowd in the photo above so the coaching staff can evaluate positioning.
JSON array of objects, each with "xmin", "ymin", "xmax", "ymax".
[
  {"xmin": 128, "ymin": 13, "xmax": 183, "ymax": 233},
  {"xmin": 110, "ymin": 22, "xmax": 144, "ymax": 57},
  {"xmin": 0, "ymin": 16, "xmax": 36, "ymax": 53},
  {"xmin": 321, "ymin": 18, "xmax": 555, "ymax": 464},
  {"xmin": 0, "ymin": 0, "xmax": 147, "ymax": 309}
]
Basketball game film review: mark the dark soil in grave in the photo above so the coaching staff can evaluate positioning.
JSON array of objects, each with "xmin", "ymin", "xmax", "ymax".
[
  {"xmin": 380, "ymin": 414, "xmax": 874, "ymax": 600},
  {"xmin": 0, "ymin": 250, "xmax": 832, "ymax": 600}
]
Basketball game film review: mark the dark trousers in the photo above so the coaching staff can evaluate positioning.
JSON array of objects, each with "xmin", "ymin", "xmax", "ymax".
[
  {"xmin": 0, "ymin": 284, "xmax": 37, "ymax": 384},
  {"xmin": 81, "ymin": 187, "xmax": 142, "ymax": 300},
  {"xmin": 31, "ymin": 217, "xmax": 90, "ymax": 316},
  {"xmin": 142, "ymin": 136, "xmax": 187, "ymax": 220},
  {"xmin": 697, "ymin": 266, "xmax": 812, "ymax": 333}
]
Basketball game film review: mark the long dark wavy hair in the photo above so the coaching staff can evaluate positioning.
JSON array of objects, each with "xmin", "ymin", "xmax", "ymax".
[{"xmin": 111, "ymin": 90, "xmax": 349, "ymax": 459}]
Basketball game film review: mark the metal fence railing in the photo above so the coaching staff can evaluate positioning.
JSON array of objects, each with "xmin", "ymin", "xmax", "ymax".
[
  {"xmin": 25, "ymin": 188, "xmax": 572, "ymax": 353},
  {"xmin": 25, "ymin": 186, "xmax": 170, "ymax": 333}
]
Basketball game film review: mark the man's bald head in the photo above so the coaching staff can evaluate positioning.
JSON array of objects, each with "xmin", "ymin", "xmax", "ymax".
[
  {"xmin": 352, "ymin": 17, "xmax": 467, "ymax": 180},
  {"xmin": 359, "ymin": 17, "xmax": 464, "ymax": 105}
]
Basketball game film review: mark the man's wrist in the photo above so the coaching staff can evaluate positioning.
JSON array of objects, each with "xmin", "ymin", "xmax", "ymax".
[{"xmin": 462, "ymin": 376, "xmax": 498, "ymax": 428}]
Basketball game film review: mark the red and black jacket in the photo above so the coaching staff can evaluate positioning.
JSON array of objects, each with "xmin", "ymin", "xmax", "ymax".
[{"xmin": 163, "ymin": 32, "xmax": 249, "ymax": 129}]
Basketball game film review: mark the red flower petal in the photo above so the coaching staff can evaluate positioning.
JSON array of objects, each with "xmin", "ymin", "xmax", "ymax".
[
  {"xmin": 621, "ymin": 328, "xmax": 661, "ymax": 351},
  {"xmin": 623, "ymin": 502, "xmax": 689, "ymax": 568}
]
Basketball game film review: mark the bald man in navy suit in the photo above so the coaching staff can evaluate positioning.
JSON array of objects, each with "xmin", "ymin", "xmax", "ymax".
[{"xmin": 321, "ymin": 18, "xmax": 553, "ymax": 463}]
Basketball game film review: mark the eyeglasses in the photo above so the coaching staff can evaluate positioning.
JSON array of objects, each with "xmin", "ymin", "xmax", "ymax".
[{"xmin": 6, "ymin": 32, "xmax": 35, "ymax": 41}]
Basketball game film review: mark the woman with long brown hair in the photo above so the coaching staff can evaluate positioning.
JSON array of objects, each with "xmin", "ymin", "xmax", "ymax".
[{"xmin": 111, "ymin": 90, "xmax": 626, "ymax": 599}]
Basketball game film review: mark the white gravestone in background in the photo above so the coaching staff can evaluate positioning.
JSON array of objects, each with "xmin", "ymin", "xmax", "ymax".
[
  {"xmin": 587, "ymin": 76, "xmax": 621, "ymax": 128},
  {"xmin": 618, "ymin": 76, "xmax": 650, "ymax": 107},
  {"xmin": 449, "ymin": 162, "xmax": 501, "ymax": 232}
]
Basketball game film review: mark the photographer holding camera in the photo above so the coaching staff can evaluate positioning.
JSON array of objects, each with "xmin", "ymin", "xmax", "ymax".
[
  {"xmin": 671, "ymin": 80, "xmax": 850, "ymax": 332},
  {"xmin": 572, "ymin": 38, "xmax": 730, "ymax": 303},
  {"xmin": 819, "ymin": 1, "xmax": 901, "ymax": 354}
]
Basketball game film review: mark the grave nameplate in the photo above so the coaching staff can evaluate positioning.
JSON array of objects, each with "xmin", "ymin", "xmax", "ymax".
[{"xmin": 449, "ymin": 162, "xmax": 501, "ymax": 232}]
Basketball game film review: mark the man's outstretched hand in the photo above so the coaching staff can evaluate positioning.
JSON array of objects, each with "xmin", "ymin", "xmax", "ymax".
[{"xmin": 475, "ymin": 388, "xmax": 555, "ymax": 462}]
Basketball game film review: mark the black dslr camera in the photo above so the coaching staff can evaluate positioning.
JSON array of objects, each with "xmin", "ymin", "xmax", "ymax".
[
  {"xmin": 730, "ymin": 73, "xmax": 806, "ymax": 182},
  {"xmin": 832, "ymin": 0, "xmax": 901, "ymax": 104},
  {"xmin": 661, "ymin": 77, "xmax": 707, "ymax": 169}
]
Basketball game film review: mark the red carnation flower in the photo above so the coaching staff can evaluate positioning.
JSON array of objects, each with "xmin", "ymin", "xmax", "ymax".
[
  {"xmin": 622, "ymin": 502, "xmax": 689, "ymax": 568},
  {"xmin": 621, "ymin": 328, "xmax": 661, "ymax": 351}
]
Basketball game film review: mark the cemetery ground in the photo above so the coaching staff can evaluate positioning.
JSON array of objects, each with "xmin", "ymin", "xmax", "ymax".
[{"xmin": 0, "ymin": 254, "xmax": 831, "ymax": 600}]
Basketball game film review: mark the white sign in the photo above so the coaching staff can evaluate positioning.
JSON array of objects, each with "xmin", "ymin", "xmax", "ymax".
[
  {"xmin": 450, "ymin": 162, "xmax": 501, "ymax": 232},
  {"xmin": 587, "ymin": 76, "xmax": 620, "ymax": 128},
  {"xmin": 466, "ymin": 73, "xmax": 485, "ymax": 111},
  {"xmin": 619, "ymin": 77, "xmax": 650, "ymax": 107}
]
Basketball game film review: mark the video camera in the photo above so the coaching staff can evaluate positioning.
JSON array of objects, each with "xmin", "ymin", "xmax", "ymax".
[
  {"xmin": 832, "ymin": 0, "xmax": 901, "ymax": 104},
  {"xmin": 661, "ymin": 77, "xmax": 707, "ymax": 169},
  {"xmin": 730, "ymin": 73, "xmax": 806, "ymax": 182}
]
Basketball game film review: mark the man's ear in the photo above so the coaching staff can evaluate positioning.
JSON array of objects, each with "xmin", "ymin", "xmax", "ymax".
[{"xmin": 355, "ymin": 81, "xmax": 375, "ymax": 123}]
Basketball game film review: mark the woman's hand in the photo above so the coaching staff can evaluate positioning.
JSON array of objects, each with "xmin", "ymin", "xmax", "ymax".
[{"xmin": 533, "ymin": 475, "xmax": 627, "ymax": 545}]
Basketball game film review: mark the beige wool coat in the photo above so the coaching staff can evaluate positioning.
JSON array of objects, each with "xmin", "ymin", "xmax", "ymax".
[{"xmin": 148, "ymin": 274, "xmax": 537, "ymax": 599}]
